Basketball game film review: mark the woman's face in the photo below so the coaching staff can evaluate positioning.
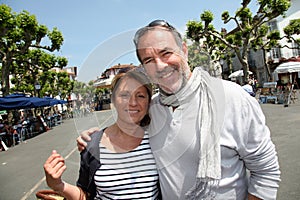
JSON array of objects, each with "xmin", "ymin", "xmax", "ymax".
[{"xmin": 113, "ymin": 77, "xmax": 149, "ymax": 126}]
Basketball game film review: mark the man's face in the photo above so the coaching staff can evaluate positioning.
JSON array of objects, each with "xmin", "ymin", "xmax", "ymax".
[{"xmin": 136, "ymin": 29, "xmax": 191, "ymax": 94}]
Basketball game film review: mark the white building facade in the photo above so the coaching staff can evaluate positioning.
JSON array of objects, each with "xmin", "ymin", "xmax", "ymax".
[
  {"xmin": 268, "ymin": 0, "xmax": 300, "ymax": 61},
  {"xmin": 228, "ymin": 0, "xmax": 300, "ymax": 86}
]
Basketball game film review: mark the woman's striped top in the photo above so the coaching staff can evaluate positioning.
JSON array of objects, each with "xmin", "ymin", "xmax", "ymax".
[{"xmin": 94, "ymin": 132, "xmax": 160, "ymax": 199}]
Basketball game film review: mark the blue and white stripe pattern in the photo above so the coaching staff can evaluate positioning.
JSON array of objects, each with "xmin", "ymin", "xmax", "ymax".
[{"xmin": 94, "ymin": 132, "xmax": 160, "ymax": 199}]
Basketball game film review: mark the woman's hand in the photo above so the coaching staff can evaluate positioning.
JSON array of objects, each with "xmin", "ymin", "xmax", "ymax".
[
  {"xmin": 76, "ymin": 127, "xmax": 100, "ymax": 152},
  {"xmin": 43, "ymin": 150, "xmax": 66, "ymax": 192}
]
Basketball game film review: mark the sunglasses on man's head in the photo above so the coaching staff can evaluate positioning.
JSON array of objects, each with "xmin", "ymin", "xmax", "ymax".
[
  {"xmin": 147, "ymin": 20, "xmax": 176, "ymax": 30},
  {"xmin": 133, "ymin": 19, "xmax": 180, "ymax": 46}
]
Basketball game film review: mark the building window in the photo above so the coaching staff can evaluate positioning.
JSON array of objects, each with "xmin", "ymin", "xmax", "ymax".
[
  {"xmin": 268, "ymin": 21, "xmax": 278, "ymax": 32},
  {"xmin": 270, "ymin": 47, "xmax": 281, "ymax": 59},
  {"xmin": 292, "ymin": 42, "xmax": 300, "ymax": 57},
  {"xmin": 268, "ymin": 21, "xmax": 281, "ymax": 60}
]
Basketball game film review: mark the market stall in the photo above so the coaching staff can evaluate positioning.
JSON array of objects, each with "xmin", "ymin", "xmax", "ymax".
[
  {"xmin": 272, "ymin": 61, "xmax": 300, "ymax": 105},
  {"xmin": 273, "ymin": 61, "xmax": 300, "ymax": 89}
]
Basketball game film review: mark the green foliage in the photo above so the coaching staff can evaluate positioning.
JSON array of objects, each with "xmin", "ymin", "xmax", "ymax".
[
  {"xmin": 267, "ymin": 31, "xmax": 280, "ymax": 40},
  {"xmin": 259, "ymin": 0, "xmax": 291, "ymax": 16},
  {"xmin": 187, "ymin": 42, "xmax": 210, "ymax": 71},
  {"xmin": 0, "ymin": 4, "xmax": 66, "ymax": 96},
  {"xmin": 186, "ymin": 20, "xmax": 203, "ymax": 42},
  {"xmin": 186, "ymin": 0, "xmax": 293, "ymax": 81},
  {"xmin": 201, "ymin": 11, "xmax": 214, "ymax": 27},
  {"xmin": 48, "ymin": 27, "xmax": 64, "ymax": 51},
  {"xmin": 284, "ymin": 19, "xmax": 300, "ymax": 36},
  {"xmin": 236, "ymin": 7, "xmax": 252, "ymax": 23},
  {"xmin": 234, "ymin": 32, "xmax": 243, "ymax": 45},
  {"xmin": 57, "ymin": 57, "xmax": 68, "ymax": 67},
  {"xmin": 282, "ymin": 18, "xmax": 300, "ymax": 47},
  {"xmin": 221, "ymin": 11, "xmax": 230, "ymax": 21},
  {"xmin": 10, "ymin": 69, "xmax": 74, "ymax": 99},
  {"xmin": 226, "ymin": 35, "xmax": 234, "ymax": 45},
  {"xmin": 258, "ymin": 24, "xmax": 268, "ymax": 36},
  {"xmin": 71, "ymin": 80, "xmax": 97, "ymax": 104}
]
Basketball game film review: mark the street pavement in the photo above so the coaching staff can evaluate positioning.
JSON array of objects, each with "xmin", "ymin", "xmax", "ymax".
[
  {"xmin": 0, "ymin": 96, "xmax": 299, "ymax": 200},
  {"xmin": 0, "ymin": 110, "xmax": 115, "ymax": 200},
  {"xmin": 261, "ymin": 100, "xmax": 300, "ymax": 199}
]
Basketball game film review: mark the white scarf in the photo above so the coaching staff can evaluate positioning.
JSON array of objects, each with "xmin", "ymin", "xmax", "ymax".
[{"xmin": 160, "ymin": 67, "xmax": 221, "ymax": 199}]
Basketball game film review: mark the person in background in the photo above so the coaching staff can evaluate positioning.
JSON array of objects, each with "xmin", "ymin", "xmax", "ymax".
[
  {"xmin": 44, "ymin": 68, "xmax": 161, "ymax": 199},
  {"xmin": 242, "ymin": 80, "xmax": 256, "ymax": 97},
  {"xmin": 77, "ymin": 20, "xmax": 280, "ymax": 199},
  {"xmin": 3, "ymin": 121, "xmax": 13, "ymax": 147}
]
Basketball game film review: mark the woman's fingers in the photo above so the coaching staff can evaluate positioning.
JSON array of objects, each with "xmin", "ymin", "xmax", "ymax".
[
  {"xmin": 77, "ymin": 127, "xmax": 100, "ymax": 151},
  {"xmin": 44, "ymin": 151, "xmax": 67, "ymax": 190},
  {"xmin": 44, "ymin": 151, "xmax": 66, "ymax": 178}
]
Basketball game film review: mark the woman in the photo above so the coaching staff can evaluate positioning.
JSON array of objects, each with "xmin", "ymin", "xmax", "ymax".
[{"xmin": 44, "ymin": 68, "xmax": 160, "ymax": 199}]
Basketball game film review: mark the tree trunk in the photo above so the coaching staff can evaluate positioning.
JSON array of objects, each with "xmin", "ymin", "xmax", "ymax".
[
  {"xmin": 263, "ymin": 49, "xmax": 272, "ymax": 81},
  {"xmin": 235, "ymin": 48, "xmax": 250, "ymax": 84},
  {"xmin": 242, "ymin": 61, "xmax": 250, "ymax": 84},
  {"xmin": 1, "ymin": 59, "xmax": 11, "ymax": 96}
]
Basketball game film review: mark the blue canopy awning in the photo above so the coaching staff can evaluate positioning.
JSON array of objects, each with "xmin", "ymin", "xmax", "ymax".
[
  {"xmin": 30, "ymin": 97, "xmax": 52, "ymax": 107},
  {"xmin": 43, "ymin": 97, "xmax": 68, "ymax": 106},
  {"xmin": 0, "ymin": 94, "xmax": 67, "ymax": 110},
  {"xmin": 0, "ymin": 94, "xmax": 32, "ymax": 110}
]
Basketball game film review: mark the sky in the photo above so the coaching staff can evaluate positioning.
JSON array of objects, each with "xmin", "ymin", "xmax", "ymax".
[{"xmin": 3, "ymin": 0, "xmax": 258, "ymax": 82}]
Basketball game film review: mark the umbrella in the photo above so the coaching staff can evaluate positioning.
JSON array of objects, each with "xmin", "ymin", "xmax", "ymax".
[
  {"xmin": 274, "ymin": 61, "xmax": 300, "ymax": 74},
  {"xmin": 229, "ymin": 70, "xmax": 253, "ymax": 79},
  {"xmin": 5, "ymin": 93, "xmax": 27, "ymax": 98},
  {"xmin": 0, "ymin": 94, "xmax": 69, "ymax": 110},
  {"xmin": 58, "ymin": 99, "xmax": 68, "ymax": 104},
  {"xmin": 43, "ymin": 97, "xmax": 68, "ymax": 106},
  {"xmin": 30, "ymin": 97, "xmax": 52, "ymax": 107},
  {"xmin": 0, "ymin": 94, "xmax": 32, "ymax": 110},
  {"xmin": 0, "ymin": 93, "xmax": 52, "ymax": 110}
]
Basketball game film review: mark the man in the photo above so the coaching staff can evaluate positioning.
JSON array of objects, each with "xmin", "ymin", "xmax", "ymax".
[{"xmin": 78, "ymin": 20, "xmax": 280, "ymax": 199}]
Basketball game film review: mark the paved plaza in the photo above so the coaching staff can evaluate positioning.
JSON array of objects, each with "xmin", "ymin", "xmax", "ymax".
[{"xmin": 0, "ymin": 95, "xmax": 299, "ymax": 199}]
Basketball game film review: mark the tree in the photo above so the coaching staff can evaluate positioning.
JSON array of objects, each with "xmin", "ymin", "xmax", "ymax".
[
  {"xmin": 10, "ymin": 69, "xmax": 73, "ymax": 99},
  {"xmin": 41, "ymin": 71, "xmax": 73, "ymax": 98},
  {"xmin": 283, "ymin": 18, "xmax": 300, "ymax": 47},
  {"xmin": 0, "ymin": 4, "xmax": 65, "ymax": 96},
  {"xmin": 10, "ymin": 49, "xmax": 68, "ymax": 95},
  {"xmin": 186, "ymin": 0, "xmax": 291, "ymax": 82},
  {"xmin": 72, "ymin": 80, "xmax": 96, "ymax": 106}
]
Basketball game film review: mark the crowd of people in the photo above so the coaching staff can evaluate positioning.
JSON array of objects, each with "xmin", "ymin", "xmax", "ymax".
[
  {"xmin": 0, "ymin": 111, "xmax": 37, "ymax": 150},
  {"xmin": 0, "ymin": 106, "xmax": 64, "ymax": 152}
]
